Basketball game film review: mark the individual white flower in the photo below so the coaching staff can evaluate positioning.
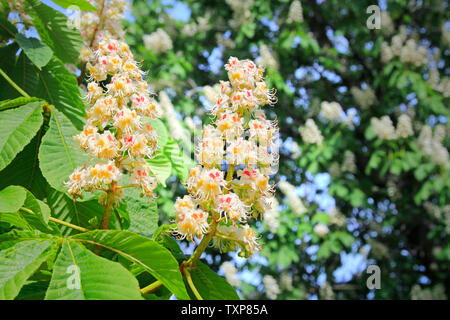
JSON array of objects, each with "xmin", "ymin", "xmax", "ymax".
[{"xmin": 174, "ymin": 195, "xmax": 209, "ymax": 240}]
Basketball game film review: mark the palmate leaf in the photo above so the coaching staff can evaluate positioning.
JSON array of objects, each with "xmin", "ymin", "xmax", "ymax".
[
  {"xmin": 15, "ymin": 34, "xmax": 53, "ymax": 69},
  {"xmin": 72, "ymin": 230, "xmax": 190, "ymax": 300},
  {"xmin": 51, "ymin": 0, "xmax": 97, "ymax": 11},
  {"xmin": 35, "ymin": 57, "xmax": 86, "ymax": 129},
  {"xmin": 0, "ymin": 132, "xmax": 50, "ymax": 200},
  {"xmin": 45, "ymin": 188, "xmax": 105, "ymax": 236},
  {"xmin": 185, "ymin": 262, "xmax": 240, "ymax": 300},
  {"xmin": 0, "ymin": 102, "xmax": 44, "ymax": 172},
  {"xmin": 163, "ymin": 138, "xmax": 190, "ymax": 181},
  {"xmin": 45, "ymin": 240, "xmax": 143, "ymax": 300},
  {"xmin": 123, "ymin": 186, "xmax": 158, "ymax": 237},
  {"xmin": 38, "ymin": 107, "xmax": 88, "ymax": 191},
  {"xmin": 0, "ymin": 239, "xmax": 55, "ymax": 300},
  {"xmin": 0, "ymin": 186, "xmax": 55, "ymax": 234},
  {"xmin": 25, "ymin": 0, "xmax": 83, "ymax": 64},
  {"xmin": 0, "ymin": 97, "xmax": 42, "ymax": 111},
  {"xmin": 147, "ymin": 152, "xmax": 172, "ymax": 187},
  {"xmin": 11, "ymin": 51, "xmax": 40, "ymax": 99},
  {"xmin": 0, "ymin": 186, "xmax": 27, "ymax": 213}
]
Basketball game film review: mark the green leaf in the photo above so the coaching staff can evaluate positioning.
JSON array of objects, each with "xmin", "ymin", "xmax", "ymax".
[
  {"xmin": 45, "ymin": 240, "xmax": 143, "ymax": 300},
  {"xmin": 25, "ymin": 0, "xmax": 83, "ymax": 64},
  {"xmin": 0, "ymin": 186, "xmax": 27, "ymax": 213},
  {"xmin": 123, "ymin": 187, "xmax": 158, "ymax": 237},
  {"xmin": 350, "ymin": 189, "xmax": 365, "ymax": 207},
  {"xmin": 147, "ymin": 153, "xmax": 172, "ymax": 187},
  {"xmin": 72, "ymin": 230, "xmax": 190, "ymax": 300},
  {"xmin": 45, "ymin": 189, "xmax": 104, "ymax": 235},
  {"xmin": 36, "ymin": 57, "xmax": 86, "ymax": 129},
  {"xmin": 0, "ymin": 229, "xmax": 53, "ymax": 250},
  {"xmin": 0, "ymin": 101, "xmax": 44, "ymax": 171},
  {"xmin": 164, "ymin": 138, "xmax": 189, "ymax": 180},
  {"xmin": 0, "ymin": 97, "xmax": 41, "ymax": 111},
  {"xmin": 0, "ymin": 186, "xmax": 54, "ymax": 233},
  {"xmin": 0, "ymin": 239, "xmax": 54, "ymax": 300},
  {"xmin": 39, "ymin": 107, "xmax": 88, "ymax": 191},
  {"xmin": 186, "ymin": 262, "xmax": 240, "ymax": 300},
  {"xmin": 51, "ymin": 0, "xmax": 97, "ymax": 11},
  {"xmin": 15, "ymin": 34, "xmax": 53, "ymax": 69},
  {"xmin": 0, "ymin": 133, "xmax": 50, "ymax": 199},
  {"xmin": 150, "ymin": 118, "xmax": 169, "ymax": 149}
]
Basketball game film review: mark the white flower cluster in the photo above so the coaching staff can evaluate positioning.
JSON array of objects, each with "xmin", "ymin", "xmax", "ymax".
[
  {"xmin": 225, "ymin": 0, "xmax": 254, "ymax": 29},
  {"xmin": 319, "ymin": 281, "xmax": 335, "ymax": 300},
  {"xmin": 411, "ymin": 284, "xmax": 447, "ymax": 300},
  {"xmin": 427, "ymin": 68, "xmax": 450, "ymax": 98},
  {"xmin": 202, "ymin": 84, "xmax": 221, "ymax": 105},
  {"xmin": 278, "ymin": 181, "xmax": 307, "ymax": 216},
  {"xmin": 215, "ymin": 33, "xmax": 236, "ymax": 49},
  {"xmin": 159, "ymin": 91, "xmax": 188, "ymax": 142},
  {"xmin": 350, "ymin": 86, "xmax": 377, "ymax": 110},
  {"xmin": 143, "ymin": 28, "xmax": 173, "ymax": 54},
  {"xmin": 380, "ymin": 11, "xmax": 394, "ymax": 35},
  {"xmin": 78, "ymin": 0, "xmax": 128, "ymax": 62},
  {"xmin": 263, "ymin": 197, "xmax": 280, "ymax": 233},
  {"xmin": 256, "ymin": 45, "xmax": 279, "ymax": 70},
  {"xmin": 380, "ymin": 28, "xmax": 427, "ymax": 67},
  {"xmin": 416, "ymin": 125, "xmax": 449, "ymax": 167},
  {"xmin": 299, "ymin": 119, "xmax": 324, "ymax": 145},
  {"xmin": 221, "ymin": 261, "xmax": 241, "ymax": 287},
  {"xmin": 327, "ymin": 207, "xmax": 346, "ymax": 227},
  {"xmin": 396, "ymin": 114, "xmax": 414, "ymax": 138},
  {"xmin": 174, "ymin": 57, "xmax": 279, "ymax": 258},
  {"xmin": 263, "ymin": 275, "xmax": 280, "ymax": 300},
  {"xmin": 286, "ymin": 0, "xmax": 304, "ymax": 24},
  {"xmin": 320, "ymin": 101, "xmax": 353, "ymax": 126},
  {"xmin": 181, "ymin": 12, "xmax": 212, "ymax": 37},
  {"xmin": 280, "ymin": 272, "xmax": 293, "ymax": 291},
  {"xmin": 341, "ymin": 150, "xmax": 357, "ymax": 173},
  {"xmin": 3, "ymin": 0, "xmax": 33, "ymax": 27},
  {"xmin": 371, "ymin": 114, "xmax": 413, "ymax": 140},
  {"xmin": 66, "ymin": 39, "xmax": 162, "ymax": 198}
]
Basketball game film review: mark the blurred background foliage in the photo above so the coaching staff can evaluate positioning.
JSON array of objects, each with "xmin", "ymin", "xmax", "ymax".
[{"xmin": 123, "ymin": 0, "xmax": 450, "ymax": 299}]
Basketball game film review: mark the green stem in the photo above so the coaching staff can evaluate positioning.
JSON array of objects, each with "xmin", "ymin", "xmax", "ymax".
[
  {"xmin": 19, "ymin": 207, "xmax": 89, "ymax": 232},
  {"xmin": 0, "ymin": 67, "xmax": 30, "ymax": 98},
  {"xmin": 184, "ymin": 268, "xmax": 203, "ymax": 300},
  {"xmin": 99, "ymin": 183, "xmax": 116, "ymax": 230},
  {"xmin": 140, "ymin": 280, "xmax": 163, "ymax": 294}
]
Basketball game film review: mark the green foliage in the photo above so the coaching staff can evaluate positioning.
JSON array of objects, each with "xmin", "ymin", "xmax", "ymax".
[
  {"xmin": 45, "ymin": 240, "xmax": 143, "ymax": 300},
  {"xmin": 38, "ymin": 107, "xmax": 87, "ymax": 191},
  {"xmin": 0, "ymin": 102, "xmax": 44, "ymax": 171}
]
